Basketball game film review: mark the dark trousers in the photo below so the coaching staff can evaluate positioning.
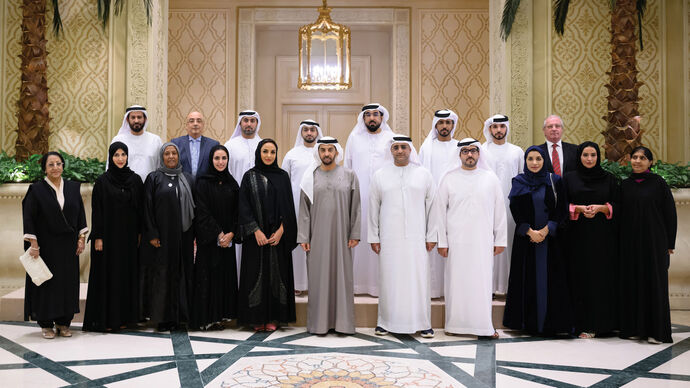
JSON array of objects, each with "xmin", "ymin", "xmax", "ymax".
[{"xmin": 37, "ymin": 315, "xmax": 73, "ymax": 328}]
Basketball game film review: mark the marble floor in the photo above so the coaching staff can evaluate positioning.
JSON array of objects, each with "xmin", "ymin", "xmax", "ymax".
[{"xmin": 1, "ymin": 320, "xmax": 690, "ymax": 388}]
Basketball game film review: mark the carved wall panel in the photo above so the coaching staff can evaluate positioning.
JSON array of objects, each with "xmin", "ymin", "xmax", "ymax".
[
  {"xmin": 551, "ymin": 0, "xmax": 662, "ymax": 159},
  {"xmin": 508, "ymin": 0, "xmax": 532, "ymax": 149},
  {"xmin": 0, "ymin": 1, "xmax": 21, "ymax": 152},
  {"xmin": 45, "ymin": 0, "xmax": 110, "ymax": 158},
  {"xmin": 418, "ymin": 10, "xmax": 489, "ymax": 143},
  {"xmin": 168, "ymin": 11, "xmax": 229, "ymax": 142}
]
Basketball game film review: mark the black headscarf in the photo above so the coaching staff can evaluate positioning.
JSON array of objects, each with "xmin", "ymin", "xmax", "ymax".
[
  {"xmin": 251, "ymin": 139, "xmax": 285, "ymax": 184},
  {"xmin": 200, "ymin": 144, "xmax": 234, "ymax": 184},
  {"xmin": 105, "ymin": 142, "xmax": 136, "ymax": 188},
  {"xmin": 509, "ymin": 145, "xmax": 556, "ymax": 199},
  {"xmin": 575, "ymin": 141, "xmax": 608, "ymax": 183}
]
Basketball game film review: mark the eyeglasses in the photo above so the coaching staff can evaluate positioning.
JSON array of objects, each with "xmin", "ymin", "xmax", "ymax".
[
  {"xmin": 460, "ymin": 148, "xmax": 479, "ymax": 155},
  {"xmin": 363, "ymin": 111, "xmax": 381, "ymax": 118},
  {"xmin": 47, "ymin": 162, "xmax": 64, "ymax": 168}
]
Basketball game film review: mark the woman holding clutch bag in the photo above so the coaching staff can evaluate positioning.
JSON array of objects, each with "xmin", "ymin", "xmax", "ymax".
[{"xmin": 22, "ymin": 152, "xmax": 88, "ymax": 339}]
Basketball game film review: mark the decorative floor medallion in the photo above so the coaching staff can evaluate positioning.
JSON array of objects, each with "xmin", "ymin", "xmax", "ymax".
[{"xmin": 220, "ymin": 354, "xmax": 448, "ymax": 387}]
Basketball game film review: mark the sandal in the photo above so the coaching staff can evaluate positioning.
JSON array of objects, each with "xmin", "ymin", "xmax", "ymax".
[
  {"xmin": 491, "ymin": 331, "xmax": 500, "ymax": 339},
  {"xmin": 254, "ymin": 325, "xmax": 265, "ymax": 332},
  {"xmin": 265, "ymin": 323, "xmax": 277, "ymax": 332},
  {"xmin": 55, "ymin": 325, "xmax": 72, "ymax": 337},
  {"xmin": 578, "ymin": 332, "xmax": 595, "ymax": 339},
  {"xmin": 41, "ymin": 328, "xmax": 56, "ymax": 339}
]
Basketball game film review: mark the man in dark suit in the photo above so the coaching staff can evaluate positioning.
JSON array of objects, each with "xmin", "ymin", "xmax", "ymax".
[
  {"xmin": 171, "ymin": 111, "xmax": 220, "ymax": 178},
  {"xmin": 538, "ymin": 115, "xmax": 578, "ymax": 176}
]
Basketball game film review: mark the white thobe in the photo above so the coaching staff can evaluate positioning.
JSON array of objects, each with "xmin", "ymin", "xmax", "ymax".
[
  {"xmin": 368, "ymin": 164, "xmax": 436, "ymax": 333},
  {"xmin": 224, "ymin": 136, "xmax": 261, "ymax": 182},
  {"xmin": 418, "ymin": 138, "xmax": 457, "ymax": 298},
  {"xmin": 481, "ymin": 142, "xmax": 524, "ymax": 294},
  {"xmin": 344, "ymin": 130, "xmax": 394, "ymax": 296},
  {"xmin": 224, "ymin": 135, "xmax": 261, "ymax": 280},
  {"xmin": 435, "ymin": 168, "xmax": 507, "ymax": 336},
  {"xmin": 282, "ymin": 145, "xmax": 316, "ymax": 291},
  {"xmin": 110, "ymin": 132, "xmax": 162, "ymax": 182}
]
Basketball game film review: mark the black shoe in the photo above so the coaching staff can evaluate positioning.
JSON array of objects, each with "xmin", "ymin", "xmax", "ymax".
[
  {"xmin": 420, "ymin": 329, "xmax": 434, "ymax": 338},
  {"xmin": 375, "ymin": 326, "xmax": 388, "ymax": 336}
]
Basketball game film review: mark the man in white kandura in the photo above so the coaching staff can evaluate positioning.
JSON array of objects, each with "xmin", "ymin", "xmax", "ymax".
[
  {"xmin": 282, "ymin": 119, "xmax": 323, "ymax": 294},
  {"xmin": 344, "ymin": 103, "xmax": 395, "ymax": 296},
  {"xmin": 480, "ymin": 114, "xmax": 524, "ymax": 296},
  {"xmin": 297, "ymin": 137, "xmax": 361, "ymax": 335},
  {"xmin": 110, "ymin": 105, "xmax": 162, "ymax": 181},
  {"xmin": 224, "ymin": 110, "xmax": 262, "ymax": 181},
  {"xmin": 224, "ymin": 110, "xmax": 262, "ymax": 279},
  {"xmin": 418, "ymin": 109, "xmax": 459, "ymax": 298},
  {"xmin": 369, "ymin": 135, "xmax": 436, "ymax": 338},
  {"xmin": 435, "ymin": 138, "xmax": 507, "ymax": 338}
]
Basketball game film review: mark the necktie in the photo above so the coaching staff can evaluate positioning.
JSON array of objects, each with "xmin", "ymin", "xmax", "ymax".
[{"xmin": 552, "ymin": 143, "xmax": 561, "ymax": 176}]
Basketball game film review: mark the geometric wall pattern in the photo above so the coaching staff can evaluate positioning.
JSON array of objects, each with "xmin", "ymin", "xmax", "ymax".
[
  {"xmin": 1, "ymin": 0, "xmax": 109, "ymax": 159},
  {"xmin": 419, "ymin": 10, "xmax": 489, "ymax": 143},
  {"xmin": 551, "ymin": 0, "xmax": 662, "ymax": 159},
  {"xmin": 168, "ymin": 11, "xmax": 229, "ymax": 142},
  {"xmin": 45, "ymin": 0, "xmax": 110, "ymax": 159},
  {"xmin": 1, "ymin": 2, "xmax": 22, "ymax": 153}
]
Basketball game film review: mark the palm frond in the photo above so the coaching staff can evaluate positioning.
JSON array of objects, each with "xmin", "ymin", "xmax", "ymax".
[
  {"xmin": 98, "ymin": 0, "xmax": 151, "ymax": 30},
  {"xmin": 143, "ymin": 0, "xmax": 152, "ymax": 26},
  {"xmin": 500, "ymin": 0, "xmax": 523, "ymax": 41},
  {"xmin": 637, "ymin": 0, "xmax": 646, "ymax": 50},
  {"xmin": 553, "ymin": 0, "xmax": 571, "ymax": 36},
  {"xmin": 51, "ymin": 0, "xmax": 63, "ymax": 37}
]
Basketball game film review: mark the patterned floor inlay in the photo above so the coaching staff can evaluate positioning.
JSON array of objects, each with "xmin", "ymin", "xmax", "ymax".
[{"xmin": 0, "ymin": 321, "xmax": 689, "ymax": 387}]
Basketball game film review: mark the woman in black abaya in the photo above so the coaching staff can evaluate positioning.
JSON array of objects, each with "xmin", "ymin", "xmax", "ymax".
[
  {"xmin": 618, "ymin": 146, "xmax": 677, "ymax": 344},
  {"xmin": 563, "ymin": 141, "xmax": 620, "ymax": 339},
  {"xmin": 191, "ymin": 145, "xmax": 240, "ymax": 330},
  {"xmin": 140, "ymin": 142, "xmax": 195, "ymax": 331},
  {"xmin": 84, "ymin": 142, "xmax": 143, "ymax": 332},
  {"xmin": 503, "ymin": 146, "xmax": 572, "ymax": 335},
  {"xmin": 22, "ymin": 152, "xmax": 88, "ymax": 339},
  {"xmin": 237, "ymin": 139, "xmax": 297, "ymax": 332}
]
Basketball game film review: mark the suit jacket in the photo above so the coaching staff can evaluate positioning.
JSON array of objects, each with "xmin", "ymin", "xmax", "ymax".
[
  {"xmin": 538, "ymin": 141, "xmax": 578, "ymax": 175},
  {"xmin": 171, "ymin": 135, "xmax": 220, "ymax": 178}
]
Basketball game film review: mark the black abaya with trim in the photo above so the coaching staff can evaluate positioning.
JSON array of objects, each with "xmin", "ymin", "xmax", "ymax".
[
  {"xmin": 237, "ymin": 167, "xmax": 298, "ymax": 326},
  {"xmin": 563, "ymin": 170, "xmax": 620, "ymax": 334},
  {"xmin": 22, "ymin": 179, "xmax": 87, "ymax": 322},
  {"xmin": 503, "ymin": 177, "xmax": 573, "ymax": 334}
]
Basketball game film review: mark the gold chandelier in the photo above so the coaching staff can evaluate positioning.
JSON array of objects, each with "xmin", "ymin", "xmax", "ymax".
[{"xmin": 298, "ymin": 0, "xmax": 351, "ymax": 90}]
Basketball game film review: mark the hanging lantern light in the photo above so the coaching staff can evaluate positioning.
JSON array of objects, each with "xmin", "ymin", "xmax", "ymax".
[{"xmin": 298, "ymin": 0, "xmax": 351, "ymax": 90}]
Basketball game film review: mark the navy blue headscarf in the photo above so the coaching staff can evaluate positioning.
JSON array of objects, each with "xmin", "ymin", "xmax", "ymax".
[{"xmin": 509, "ymin": 145, "xmax": 556, "ymax": 199}]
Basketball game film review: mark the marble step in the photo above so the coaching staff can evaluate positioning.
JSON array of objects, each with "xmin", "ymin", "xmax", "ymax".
[{"xmin": 0, "ymin": 283, "xmax": 506, "ymax": 329}]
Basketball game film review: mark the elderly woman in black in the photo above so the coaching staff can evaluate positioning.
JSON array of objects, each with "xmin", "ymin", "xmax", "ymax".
[
  {"xmin": 22, "ymin": 152, "xmax": 88, "ymax": 339},
  {"xmin": 237, "ymin": 139, "xmax": 298, "ymax": 332},
  {"xmin": 191, "ymin": 145, "xmax": 240, "ymax": 330},
  {"xmin": 563, "ymin": 141, "xmax": 620, "ymax": 339},
  {"xmin": 140, "ymin": 142, "xmax": 195, "ymax": 331},
  {"xmin": 83, "ymin": 142, "xmax": 144, "ymax": 332},
  {"xmin": 619, "ymin": 146, "xmax": 677, "ymax": 344}
]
